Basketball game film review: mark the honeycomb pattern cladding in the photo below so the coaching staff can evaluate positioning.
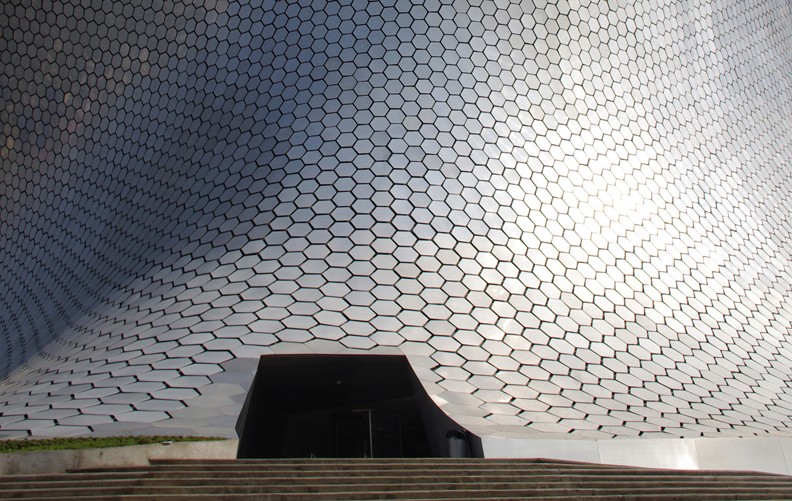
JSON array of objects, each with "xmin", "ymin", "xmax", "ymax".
[{"xmin": 1, "ymin": 0, "xmax": 792, "ymax": 439}]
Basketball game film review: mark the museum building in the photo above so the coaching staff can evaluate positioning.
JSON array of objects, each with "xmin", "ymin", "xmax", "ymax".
[{"xmin": 2, "ymin": 0, "xmax": 792, "ymax": 471}]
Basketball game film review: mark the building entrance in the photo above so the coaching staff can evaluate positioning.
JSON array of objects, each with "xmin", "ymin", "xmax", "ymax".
[{"xmin": 235, "ymin": 354, "xmax": 478, "ymax": 458}]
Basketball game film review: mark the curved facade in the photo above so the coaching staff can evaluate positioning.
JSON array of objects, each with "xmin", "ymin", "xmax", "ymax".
[{"xmin": 2, "ymin": 0, "xmax": 792, "ymax": 446}]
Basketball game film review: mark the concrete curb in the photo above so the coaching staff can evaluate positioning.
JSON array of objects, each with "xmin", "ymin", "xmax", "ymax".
[{"xmin": 0, "ymin": 439, "xmax": 239, "ymax": 475}]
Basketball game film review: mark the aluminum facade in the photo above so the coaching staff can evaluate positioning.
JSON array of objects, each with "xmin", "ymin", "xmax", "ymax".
[{"xmin": 1, "ymin": 0, "xmax": 792, "ymax": 441}]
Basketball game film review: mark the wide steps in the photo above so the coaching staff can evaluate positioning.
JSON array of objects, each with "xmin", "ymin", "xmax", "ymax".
[{"xmin": 1, "ymin": 458, "xmax": 791, "ymax": 500}]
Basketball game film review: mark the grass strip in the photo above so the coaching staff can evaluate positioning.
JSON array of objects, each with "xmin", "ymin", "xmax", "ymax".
[{"xmin": 0, "ymin": 435, "xmax": 226, "ymax": 453}]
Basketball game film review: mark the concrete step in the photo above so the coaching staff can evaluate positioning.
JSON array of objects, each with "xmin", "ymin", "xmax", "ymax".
[
  {"xmin": 7, "ymin": 486, "xmax": 792, "ymax": 501},
  {"xmin": 151, "ymin": 458, "xmax": 571, "ymax": 464},
  {"xmin": 143, "ymin": 465, "xmax": 780, "ymax": 476},
  {"xmin": 5, "ymin": 468, "xmax": 787, "ymax": 490},
  {"xmin": 13, "ymin": 495, "xmax": 792, "ymax": 501},
  {"xmin": 3, "ymin": 473, "xmax": 791, "ymax": 490},
  {"xmin": 70, "ymin": 460, "xmax": 784, "ymax": 476},
  {"xmin": 148, "ymin": 458, "xmax": 790, "ymax": 475},
  {"xmin": 4, "ymin": 481, "xmax": 792, "ymax": 497},
  {"xmin": 122, "ymin": 459, "xmax": 632, "ymax": 468},
  {"xmin": 144, "ymin": 458, "xmax": 790, "ymax": 474},
  {"xmin": 0, "ymin": 471, "xmax": 153, "ymax": 483}
]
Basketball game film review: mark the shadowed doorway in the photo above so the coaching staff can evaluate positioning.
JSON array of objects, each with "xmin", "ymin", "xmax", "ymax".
[{"xmin": 236, "ymin": 354, "xmax": 479, "ymax": 458}]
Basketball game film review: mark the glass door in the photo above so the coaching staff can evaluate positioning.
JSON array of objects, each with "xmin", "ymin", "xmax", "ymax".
[{"xmin": 334, "ymin": 409, "xmax": 403, "ymax": 458}]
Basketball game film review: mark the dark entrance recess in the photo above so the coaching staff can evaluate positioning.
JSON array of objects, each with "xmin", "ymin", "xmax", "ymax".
[{"xmin": 236, "ymin": 354, "xmax": 481, "ymax": 458}]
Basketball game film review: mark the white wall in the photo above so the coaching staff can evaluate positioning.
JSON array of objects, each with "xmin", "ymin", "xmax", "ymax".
[{"xmin": 482, "ymin": 436, "xmax": 792, "ymax": 475}]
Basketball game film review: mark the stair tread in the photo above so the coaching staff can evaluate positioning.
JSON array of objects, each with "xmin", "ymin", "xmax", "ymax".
[
  {"xmin": 3, "ymin": 475, "xmax": 792, "ymax": 486},
  {"xmin": 6, "ymin": 488, "xmax": 792, "ymax": 501},
  {"xmin": 5, "ymin": 484, "xmax": 792, "ymax": 494}
]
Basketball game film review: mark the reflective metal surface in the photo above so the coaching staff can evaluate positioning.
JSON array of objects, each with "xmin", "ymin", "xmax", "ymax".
[{"xmin": 1, "ymin": 0, "xmax": 792, "ymax": 443}]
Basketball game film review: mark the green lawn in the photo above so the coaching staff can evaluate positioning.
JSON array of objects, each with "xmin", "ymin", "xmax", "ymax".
[{"xmin": 0, "ymin": 436, "xmax": 226, "ymax": 453}]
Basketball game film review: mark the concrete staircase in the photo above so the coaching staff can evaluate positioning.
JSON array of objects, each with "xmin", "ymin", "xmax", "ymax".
[{"xmin": 1, "ymin": 458, "xmax": 791, "ymax": 500}]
